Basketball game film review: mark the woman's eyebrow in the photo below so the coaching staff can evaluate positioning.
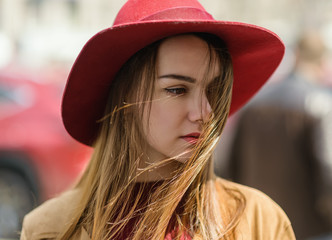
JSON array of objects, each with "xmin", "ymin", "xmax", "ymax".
[{"xmin": 158, "ymin": 74, "xmax": 196, "ymax": 83}]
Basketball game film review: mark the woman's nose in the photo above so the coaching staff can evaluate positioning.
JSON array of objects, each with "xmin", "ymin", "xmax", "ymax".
[{"xmin": 188, "ymin": 93, "xmax": 212, "ymax": 123}]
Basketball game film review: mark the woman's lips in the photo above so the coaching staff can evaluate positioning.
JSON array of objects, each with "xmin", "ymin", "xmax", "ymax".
[{"xmin": 181, "ymin": 133, "xmax": 201, "ymax": 144}]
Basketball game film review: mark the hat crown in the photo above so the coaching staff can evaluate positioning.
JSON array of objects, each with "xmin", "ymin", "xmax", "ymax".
[{"xmin": 113, "ymin": 0, "xmax": 213, "ymax": 26}]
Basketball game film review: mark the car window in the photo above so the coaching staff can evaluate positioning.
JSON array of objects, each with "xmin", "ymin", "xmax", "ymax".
[
  {"xmin": 0, "ymin": 81, "xmax": 35, "ymax": 119},
  {"xmin": 0, "ymin": 84, "xmax": 16, "ymax": 104}
]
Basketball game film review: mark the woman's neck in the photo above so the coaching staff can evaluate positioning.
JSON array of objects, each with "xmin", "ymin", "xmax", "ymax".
[{"xmin": 135, "ymin": 158, "xmax": 183, "ymax": 182}]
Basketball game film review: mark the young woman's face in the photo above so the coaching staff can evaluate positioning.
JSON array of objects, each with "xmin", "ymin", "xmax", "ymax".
[{"xmin": 141, "ymin": 35, "xmax": 220, "ymax": 170}]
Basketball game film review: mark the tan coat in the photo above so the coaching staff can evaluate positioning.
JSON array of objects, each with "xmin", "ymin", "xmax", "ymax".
[{"xmin": 20, "ymin": 178, "xmax": 296, "ymax": 239}]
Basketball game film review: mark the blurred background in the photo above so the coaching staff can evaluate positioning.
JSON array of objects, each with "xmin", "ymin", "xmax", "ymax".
[{"xmin": 0, "ymin": 0, "xmax": 332, "ymax": 239}]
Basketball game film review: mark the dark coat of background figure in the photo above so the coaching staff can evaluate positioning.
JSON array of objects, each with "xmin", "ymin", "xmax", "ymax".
[{"xmin": 223, "ymin": 31, "xmax": 332, "ymax": 239}]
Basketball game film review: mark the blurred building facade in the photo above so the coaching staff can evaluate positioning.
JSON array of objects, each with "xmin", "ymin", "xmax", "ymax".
[{"xmin": 0, "ymin": 0, "xmax": 332, "ymax": 71}]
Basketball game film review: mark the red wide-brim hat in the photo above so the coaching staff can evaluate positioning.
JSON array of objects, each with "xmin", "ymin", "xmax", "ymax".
[{"xmin": 62, "ymin": 0, "xmax": 285, "ymax": 146}]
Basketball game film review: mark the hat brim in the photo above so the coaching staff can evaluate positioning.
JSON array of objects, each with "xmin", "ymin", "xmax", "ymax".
[{"xmin": 62, "ymin": 20, "xmax": 285, "ymax": 146}]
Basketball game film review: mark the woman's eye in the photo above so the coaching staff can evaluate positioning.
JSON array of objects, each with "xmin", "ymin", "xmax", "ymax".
[
  {"xmin": 206, "ymin": 86, "xmax": 218, "ymax": 105},
  {"xmin": 206, "ymin": 86, "xmax": 213, "ymax": 97},
  {"xmin": 165, "ymin": 87, "xmax": 186, "ymax": 95}
]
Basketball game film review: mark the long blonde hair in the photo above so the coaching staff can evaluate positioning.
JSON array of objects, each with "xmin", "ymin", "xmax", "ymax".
[{"xmin": 59, "ymin": 33, "xmax": 245, "ymax": 240}]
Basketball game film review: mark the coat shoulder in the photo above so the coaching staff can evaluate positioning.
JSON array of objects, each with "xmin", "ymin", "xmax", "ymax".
[
  {"xmin": 21, "ymin": 189, "xmax": 82, "ymax": 239},
  {"xmin": 217, "ymin": 178, "xmax": 286, "ymax": 212},
  {"xmin": 215, "ymin": 178, "xmax": 296, "ymax": 239}
]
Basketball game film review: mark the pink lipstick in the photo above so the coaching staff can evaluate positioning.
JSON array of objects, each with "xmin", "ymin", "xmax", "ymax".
[{"xmin": 181, "ymin": 132, "xmax": 201, "ymax": 144}]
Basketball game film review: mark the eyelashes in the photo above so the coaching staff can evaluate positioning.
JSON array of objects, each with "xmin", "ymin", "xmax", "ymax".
[
  {"xmin": 164, "ymin": 86, "xmax": 217, "ymax": 98},
  {"xmin": 164, "ymin": 87, "xmax": 187, "ymax": 95}
]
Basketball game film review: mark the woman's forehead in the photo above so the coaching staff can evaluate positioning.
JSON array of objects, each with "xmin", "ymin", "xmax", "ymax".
[{"xmin": 157, "ymin": 34, "xmax": 221, "ymax": 83}]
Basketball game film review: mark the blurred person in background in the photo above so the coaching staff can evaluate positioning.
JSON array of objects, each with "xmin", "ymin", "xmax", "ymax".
[{"xmin": 227, "ymin": 30, "xmax": 332, "ymax": 239}]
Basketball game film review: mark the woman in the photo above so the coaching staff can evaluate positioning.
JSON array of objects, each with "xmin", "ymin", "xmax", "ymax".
[{"xmin": 21, "ymin": 0, "xmax": 295, "ymax": 239}]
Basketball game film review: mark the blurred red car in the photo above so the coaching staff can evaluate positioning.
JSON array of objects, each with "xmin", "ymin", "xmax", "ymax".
[{"xmin": 0, "ymin": 71, "xmax": 91, "ymax": 238}]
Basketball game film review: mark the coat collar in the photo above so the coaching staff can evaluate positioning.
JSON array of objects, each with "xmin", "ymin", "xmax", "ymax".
[{"xmin": 80, "ymin": 227, "xmax": 91, "ymax": 240}]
